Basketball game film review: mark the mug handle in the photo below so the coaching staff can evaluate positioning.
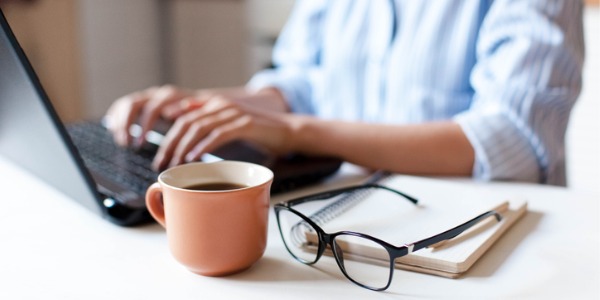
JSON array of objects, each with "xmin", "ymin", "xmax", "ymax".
[{"xmin": 145, "ymin": 182, "xmax": 166, "ymax": 227}]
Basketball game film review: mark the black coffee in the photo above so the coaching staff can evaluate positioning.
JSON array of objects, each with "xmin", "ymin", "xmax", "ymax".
[{"xmin": 183, "ymin": 182, "xmax": 247, "ymax": 191}]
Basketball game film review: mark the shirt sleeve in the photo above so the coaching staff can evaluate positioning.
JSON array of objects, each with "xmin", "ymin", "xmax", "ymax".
[
  {"xmin": 454, "ymin": 0, "xmax": 585, "ymax": 185},
  {"xmin": 246, "ymin": 1, "xmax": 326, "ymax": 115}
]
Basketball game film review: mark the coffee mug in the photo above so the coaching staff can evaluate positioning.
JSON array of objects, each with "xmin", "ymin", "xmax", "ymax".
[{"xmin": 145, "ymin": 161, "xmax": 273, "ymax": 276}]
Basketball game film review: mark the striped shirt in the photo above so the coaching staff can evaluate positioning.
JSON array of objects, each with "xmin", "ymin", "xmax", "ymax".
[{"xmin": 248, "ymin": 0, "xmax": 585, "ymax": 186}]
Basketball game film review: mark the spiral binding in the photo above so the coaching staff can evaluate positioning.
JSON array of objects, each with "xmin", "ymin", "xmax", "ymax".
[
  {"xmin": 286, "ymin": 171, "xmax": 391, "ymax": 248},
  {"xmin": 308, "ymin": 171, "xmax": 391, "ymax": 227}
]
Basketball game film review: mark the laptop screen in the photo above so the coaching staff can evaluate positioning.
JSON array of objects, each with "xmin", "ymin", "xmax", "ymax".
[{"xmin": 0, "ymin": 10, "xmax": 102, "ymax": 215}]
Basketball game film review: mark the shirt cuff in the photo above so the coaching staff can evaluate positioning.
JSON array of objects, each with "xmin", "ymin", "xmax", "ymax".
[
  {"xmin": 247, "ymin": 69, "xmax": 315, "ymax": 115},
  {"xmin": 454, "ymin": 109, "xmax": 541, "ymax": 183}
]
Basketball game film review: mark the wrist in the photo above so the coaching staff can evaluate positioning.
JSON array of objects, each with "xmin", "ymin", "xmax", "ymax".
[
  {"xmin": 286, "ymin": 115, "xmax": 320, "ymax": 155},
  {"xmin": 243, "ymin": 87, "xmax": 289, "ymax": 113}
]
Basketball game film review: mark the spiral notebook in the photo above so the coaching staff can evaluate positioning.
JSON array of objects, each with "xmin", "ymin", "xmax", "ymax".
[{"xmin": 303, "ymin": 174, "xmax": 528, "ymax": 278}]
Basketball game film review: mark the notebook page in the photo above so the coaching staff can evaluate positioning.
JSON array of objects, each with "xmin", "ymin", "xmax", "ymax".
[{"xmin": 308, "ymin": 175, "xmax": 527, "ymax": 273}]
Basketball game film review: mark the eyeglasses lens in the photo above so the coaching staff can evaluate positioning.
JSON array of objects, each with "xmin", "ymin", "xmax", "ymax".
[
  {"xmin": 332, "ymin": 234, "xmax": 392, "ymax": 289},
  {"xmin": 277, "ymin": 209, "xmax": 320, "ymax": 264}
]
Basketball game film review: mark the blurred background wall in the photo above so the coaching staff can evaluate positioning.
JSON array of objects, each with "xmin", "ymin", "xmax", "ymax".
[
  {"xmin": 1, "ymin": 0, "xmax": 598, "ymax": 193},
  {"xmin": 2, "ymin": 0, "xmax": 83, "ymax": 121},
  {"xmin": 1, "ymin": 0, "xmax": 294, "ymax": 121},
  {"xmin": 566, "ymin": 1, "xmax": 599, "ymax": 193}
]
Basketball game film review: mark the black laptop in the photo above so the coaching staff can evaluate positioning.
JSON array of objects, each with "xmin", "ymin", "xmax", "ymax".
[{"xmin": 0, "ymin": 10, "xmax": 341, "ymax": 226}]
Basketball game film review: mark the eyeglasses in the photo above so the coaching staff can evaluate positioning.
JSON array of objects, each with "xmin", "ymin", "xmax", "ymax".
[{"xmin": 273, "ymin": 184, "xmax": 502, "ymax": 291}]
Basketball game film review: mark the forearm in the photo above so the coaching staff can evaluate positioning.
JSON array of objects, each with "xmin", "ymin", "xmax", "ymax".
[
  {"xmin": 201, "ymin": 87, "xmax": 289, "ymax": 113},
  {"xmin": 290, "ymin": 117, "xmax": 474, "ymax": 176}
]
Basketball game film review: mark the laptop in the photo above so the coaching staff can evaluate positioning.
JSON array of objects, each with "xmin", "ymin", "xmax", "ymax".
[{"xmin": 0, "ymin": 10, "xmax": 341, "ymax": 226}]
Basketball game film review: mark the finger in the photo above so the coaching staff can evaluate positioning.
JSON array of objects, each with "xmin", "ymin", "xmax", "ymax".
[
  {"xmin": 137, "ymin": 85, "xmax": 189, "ymax": 147},
  {"xmin": 161, "ymin": 97, "xmax": 207, "ymax": 120},
  {"xmin": 168, "ymin": 108, "xmax": 244, "ymax": 167},
  {"xmin": 151, "ymin": 112, "xmax": 196, "ymax": 171},
  {"xmin": 107, "ymin": 91, "xmax": 151, "ymax": 146},
  {"xmin": 185, "ymin": 115, "xmax": 253, "ymax": 163},
  {"xmin": 152, "ymin": 106, "xmax": 222, "ymax": 170},
  {"xmin": 153, "ymin": 96, "xmax": 237, "ymax": 170},
  {"xmin": 107, "ymin": 86, "xmax": 160, "ymax": 146}
]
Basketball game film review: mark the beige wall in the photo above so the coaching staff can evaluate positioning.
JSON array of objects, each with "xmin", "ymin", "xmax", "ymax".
[
  {"xmin": 78, "ymin": 0, "xmax": 162, "ymax": 119},
  {"xmin": 170, "ymin": 0, "xmax": 248, "ymax": 89},
  {"xmin": 2, "ymin": 1, "xmax": 83, "ymax": 122},
  {"xmin": 2, "ymin": 0, "xmax": 255, "ymax": 120},
  {"xmin": 566, "ymin": 6, "xmax": 600, "ymax": 193}
]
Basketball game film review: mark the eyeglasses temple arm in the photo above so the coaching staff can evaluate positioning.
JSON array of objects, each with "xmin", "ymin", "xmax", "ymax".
[
  {"xmin": 404, "ymin": 210, "xmax": 503, "ymax": 255},
  {"xmin": 284, "ymin": 184, "xmax": 418, "ymax": 207},
  {"xmin": 365, "ymin": 184, "xmax": 419, "ymax": 204}
]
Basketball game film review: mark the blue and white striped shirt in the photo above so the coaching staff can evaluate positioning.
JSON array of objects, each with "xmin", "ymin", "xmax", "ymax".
[{"xmin": 248, "ymin": 0, "xmax": 585, "ymax": 186}]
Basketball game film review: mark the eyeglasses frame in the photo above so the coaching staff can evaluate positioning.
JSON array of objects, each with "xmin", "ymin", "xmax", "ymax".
[{"xmin": 273, "ymin": 184, "xmax": 503, "ymax": 291}]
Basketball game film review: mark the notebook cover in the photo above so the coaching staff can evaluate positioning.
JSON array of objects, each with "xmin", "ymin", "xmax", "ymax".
[{"xmin": 306, "ymin": 175, "xmax": 528, "ymax": 277}]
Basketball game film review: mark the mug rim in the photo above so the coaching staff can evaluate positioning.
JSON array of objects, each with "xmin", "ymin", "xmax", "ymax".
[{"xmin": 157, "ymin": 160, "xmax": 274, "ymax": 193}]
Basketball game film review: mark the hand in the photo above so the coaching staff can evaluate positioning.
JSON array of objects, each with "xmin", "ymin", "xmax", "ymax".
[
  {"xmin": 105, "ymin": 84, "xmax": 293, "ymax": 170},
  {"xmin": 105, "ymin": 85, "xmax": 203, "ymax": 147},
  {"xmin": 152, "ymin": 95, "xmax": 297, "ymax": 171}
]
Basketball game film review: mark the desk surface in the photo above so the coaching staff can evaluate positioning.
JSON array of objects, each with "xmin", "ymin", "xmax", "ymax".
[{"xmin": 0, "ymin": 156, "xmax": 598, "ymax": 299}]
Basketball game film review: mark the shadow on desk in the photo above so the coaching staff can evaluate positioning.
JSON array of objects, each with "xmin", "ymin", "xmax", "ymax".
[
  {"xmin": 225, "ymin": 256, "xmax": 345, "ymax": 283},
  {"xmin": 464, "ymin": 210, "xmax": 543, "ymax": 278},
  {"xmin": 126, "ymin": 222, "xmax": 164, "ymax": 233},
  {"xmin": 121, "ymin": 206, "xmax": 543, "ymax": 284},
  {"xmin": 223, "ymin": 211, "xmax": 542, "ymax": 285},
  {"xmin": 224, "ymin": 256, "xmax": 418, "ymax": 297}
]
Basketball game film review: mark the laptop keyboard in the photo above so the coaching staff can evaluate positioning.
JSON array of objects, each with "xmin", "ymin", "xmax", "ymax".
[{"xmin": 67, "ymin": 122, "xmax": 159, "ymax": 198}]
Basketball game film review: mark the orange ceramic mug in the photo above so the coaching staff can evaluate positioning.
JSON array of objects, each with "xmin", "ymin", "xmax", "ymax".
[{"xmin": 145, "ymin": 161, "xmax": 273, "ymax": 276}]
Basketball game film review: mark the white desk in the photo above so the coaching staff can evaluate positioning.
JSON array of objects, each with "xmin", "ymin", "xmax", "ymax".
[{"xmin": 0, "ymin": 156, "xmax": 598, "ymax": 299}]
